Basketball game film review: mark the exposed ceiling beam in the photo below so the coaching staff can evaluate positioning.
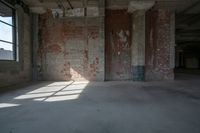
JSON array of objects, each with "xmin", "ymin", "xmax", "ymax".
[
  {"xmin": 179, "ymin": 0, "xmax": 200, "ymax": 14},
  {"xmin": 176, "ymin": 37, "xmax": 200, "ymax": 42},
  {"xmin": 186, "ymin": 13, "xmax": 200, "ymax": 23},
  {"xmin": 187, "ymin": 14, "xmax": 200, "ymax": 26},
  {"xmin": 57, "ymin": 0, "xmax": 65, "ymax": 9},
  {"xmin": 176, "ymin": 13, "xmax": 200, "ymax": 32},
  {"xmin": 176, "ymin": 41, "xmax": 200, "ymax": 46},
  {"xmin": 176, "ymin": 29, "xmax": 200, "ymax": 33},
  {"xmin": 177, "ymin": 34, "xmax": 200, "ymax": 38},
  {"xmin": 176, "ymin": 14, "xmax": 196, "ymax": 24},
  {"xmin": 66, "ymin": 0, "xmax": 73, "ymax": 9}
]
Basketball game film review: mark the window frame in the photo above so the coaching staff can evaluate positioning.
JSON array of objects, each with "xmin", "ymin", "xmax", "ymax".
[{"xmin": 0, "ymin": 0, "xmax": 17, "ymax": 61}]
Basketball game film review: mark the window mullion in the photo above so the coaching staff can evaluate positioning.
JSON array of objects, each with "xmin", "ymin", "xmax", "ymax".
[
  {"xmin": 0, "ymin": 40, "xmax": 14, "ymax": 44},
  {"xmin": 0, "ymin": 1, "xmax": 16, "ymax": 61},
  {"xmin": 0, "ymin": 20, "xmax": 15, "ymax": 27}
]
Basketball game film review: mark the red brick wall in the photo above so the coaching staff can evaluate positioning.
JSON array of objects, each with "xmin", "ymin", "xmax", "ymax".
[
  {"xmin": 145, "ymin": 10, "xmax": 174, "ymax": 80},
  {"xmin": 38, "ymin": 11, "xmax": 104, "ymax": 81},
  {"xmin": 105, "ymin": 10, "xmax": 132, "ymax": 80}
]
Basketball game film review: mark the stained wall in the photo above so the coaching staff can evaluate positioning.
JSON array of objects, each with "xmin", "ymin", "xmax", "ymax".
[
  {"xmin": 105, "ymin": 10, "xmax": 132, "ymax": 80},
  {"xmin": 145, "ymin": 9, "xmax": 174, "ymax": 80},
  {"xmin": 38, "ymin": 12, "xmax": 104, "ymax": 81}
]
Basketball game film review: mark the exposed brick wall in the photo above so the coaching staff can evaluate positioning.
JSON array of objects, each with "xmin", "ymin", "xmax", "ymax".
[
  {"xmin": 0, "ymin": 11, "xmax": 32, "ymax": 87},
  {"xmin": 145, "ymin": 9, "xmax": 174, "ymax": 80},
  {"xmin": 105, "ymin": 10, "xmax": 132, "ymax": 80},
  {"xmin": 38, "ymin": 12, "xmax": 104, "ymax": 81}
]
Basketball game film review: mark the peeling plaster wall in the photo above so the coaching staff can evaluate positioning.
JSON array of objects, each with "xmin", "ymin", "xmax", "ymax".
[
  {"xmin": 38, "ymin": 12, "xmax": 104, "ymax": 81},
  {"xmin": 0, "ymin": 8, "xmax": 32, "ymax": 87},
  {"xmin": 145, "ymin": 9, "xmax": 174, "ymax": 80},
  {"xmin": 105, "ymin": 10, "xmax": 132, "ymax": 80}
]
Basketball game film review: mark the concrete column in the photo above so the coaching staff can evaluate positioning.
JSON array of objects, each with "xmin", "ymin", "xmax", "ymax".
[
  {"xmin": 131, "ymin": 10, "xmax": 146, "ymax": 81},
  {"xmin": 99, "ymin": 0, "xmax": 105, "ymax": 80},
  {"xmin": 128, "ymin": 1, "xmax": 154, "ymax": 81},
  {"xmin": 31, "ymin": 14, "xmax": 39, "ymax": 81}
]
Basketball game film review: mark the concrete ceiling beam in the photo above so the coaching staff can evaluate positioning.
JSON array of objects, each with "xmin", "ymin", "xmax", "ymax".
[
  {"xmin": 29, "ymin": 6, "xmax": 47, "ymax": 14},
  {"xmin": 127, "ymin": 1, "xmax": 155, "ymax": 13}
]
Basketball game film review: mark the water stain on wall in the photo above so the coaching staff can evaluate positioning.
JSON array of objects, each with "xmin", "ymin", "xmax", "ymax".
[
  {"xmin": 105, "ymin": 10, "xmax": 132, "ymax": 80},
  {"xmin": 38, "ymin": 11, "xmax": 103, "ymax": 81}
]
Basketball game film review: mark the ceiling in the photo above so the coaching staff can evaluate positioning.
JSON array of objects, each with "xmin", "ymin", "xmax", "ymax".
[
  {"xmin": 174, "ymin": 0, "xmax": 200, "ymax": 47},
  {"xmin": 22, "ymin": 0, "xmax": 200, "ymax": 47},
  {"xmin": 22, "ymin": 0, "xmax": 200, "ymax": 13}
]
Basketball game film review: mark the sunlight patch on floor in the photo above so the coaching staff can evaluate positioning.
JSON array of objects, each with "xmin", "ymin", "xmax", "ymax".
[
  {"xmin": 40, "ymin": 95, "xmax": 80, "ymax": 102},
  {"xmin": 28, "ymin": 81, "xmax": 74, "ymax": 94},
  {"xmin": 14, "ymin": 92, "xmax": 54, "ymax": 99},
  {"xmin": 14, "ymin": 81, "xmax": 89, "ymax": 102},
  {"xmin": 0, "ymin": 103, "xmax": 20, "ymax": 109}
]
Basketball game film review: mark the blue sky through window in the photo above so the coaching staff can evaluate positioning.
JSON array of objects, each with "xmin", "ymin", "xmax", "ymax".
[{"xmin": 0, "ymin": 17, "xmax": 13, "ymax": 51}]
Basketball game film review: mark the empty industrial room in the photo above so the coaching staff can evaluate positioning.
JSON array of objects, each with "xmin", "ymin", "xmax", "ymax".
[{"xmin": 0, "ymin": 0, "xmax": 200, "ymax": 133}]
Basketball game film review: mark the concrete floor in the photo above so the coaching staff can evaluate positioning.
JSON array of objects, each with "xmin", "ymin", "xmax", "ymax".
[{"xmin": 0, "ymin": 74, "xmax": 200, "ymax": 133}]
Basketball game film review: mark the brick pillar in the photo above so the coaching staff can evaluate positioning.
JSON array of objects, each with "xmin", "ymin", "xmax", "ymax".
[{"xmin": 145, "ymin": 10, "xmax": 175, "ymax": 80}]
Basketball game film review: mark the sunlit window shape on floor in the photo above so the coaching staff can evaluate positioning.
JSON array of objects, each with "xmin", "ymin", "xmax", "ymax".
[
  {"xmin": 0, "ymin": 103, "xmax": 20, "ymax": 109},
  {"xmin": 14, "ymin": 81, "xmax": 89, "ymax": 102}
]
